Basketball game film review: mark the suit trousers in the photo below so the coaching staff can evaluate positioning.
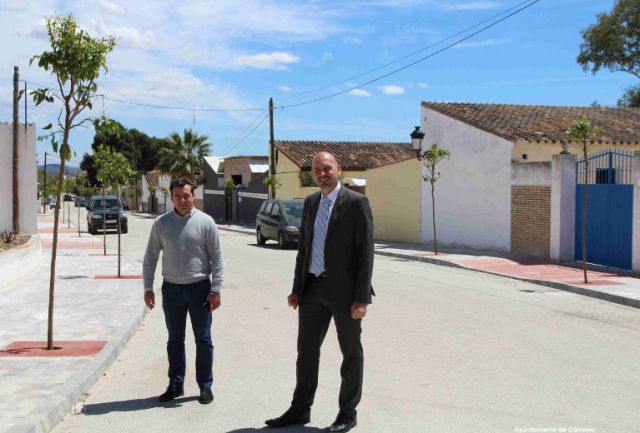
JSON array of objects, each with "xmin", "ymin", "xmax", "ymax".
[
  {"xmin": 291, "ymin": 276, "xmax": 364, "ymax": 421},
  {"xmin": 161, "ymin": 279, "xmax": 214, "ymax": 390}
]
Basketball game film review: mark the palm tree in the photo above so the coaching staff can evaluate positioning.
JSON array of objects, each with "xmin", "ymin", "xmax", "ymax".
[{"xmin": 157, "ymin": 129, "xmax": 210, "ymax": 182}]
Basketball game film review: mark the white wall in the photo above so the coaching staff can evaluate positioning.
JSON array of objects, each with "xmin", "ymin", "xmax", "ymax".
[
  {"xmin": 512, "ymin": 162, "xmax": 551, "ymax": 186},
  {"xmin": 420, "ymin": 108, "xmax": 513, "ymax": 251},
  {"xmin": 0, "ymin": 123, "xmax": 37, "ymax": 234}
]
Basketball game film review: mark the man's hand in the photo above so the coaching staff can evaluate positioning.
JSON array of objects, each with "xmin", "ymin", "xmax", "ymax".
[
  {"xmin": 207, "ymin": 293, "xmax": 221, "ymax": 311},
  {"xmin": 288, "ymin": 293, "xmax": 300, "ymax": 309},
  {"xmin": 351, "ymin": 302, "xmax": 368, "ymax": 319},
  {"xmin": 144, "ymin": 291, "xmax": 155, "ymax": 310}
]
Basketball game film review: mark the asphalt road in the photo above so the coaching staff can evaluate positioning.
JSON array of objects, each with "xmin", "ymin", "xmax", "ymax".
[{"xmin": 51, "ymin": 212, "xmax": 640, "ymax": 433}]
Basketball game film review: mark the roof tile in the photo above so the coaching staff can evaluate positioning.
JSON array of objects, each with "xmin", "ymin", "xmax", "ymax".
[
  {"xmin": 274, "ymin": 140, "xmax": 414, "ymax": 170},
  {"xmin": 422, "ymin": 102, "xmax": 640, "ymax": 145}
]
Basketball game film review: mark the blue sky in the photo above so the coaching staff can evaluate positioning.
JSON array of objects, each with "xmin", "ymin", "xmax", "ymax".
[{"xmin": 0, "ymin": 0, "xmax": 634, "ymax": 166}]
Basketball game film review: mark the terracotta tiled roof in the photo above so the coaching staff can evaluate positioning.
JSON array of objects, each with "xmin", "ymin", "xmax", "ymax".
[
  {"xmin": 422, "ymin": 102, "xmax": 640, "ymax": 145},
  {"xmin": 274, "ymin": 140, "xmax": 414, "ymax": 170}
]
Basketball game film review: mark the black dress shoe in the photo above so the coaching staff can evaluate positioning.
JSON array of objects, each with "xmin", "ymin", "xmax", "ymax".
[
  {"xmin": 158, "ymin": 386, "xmax": 184, "ymax": 402},
  {"xmin": 265, "ymin": 408, "xmax": 311, "ymax": 428},
  {"xmin": 326, "ymin": 416, "xmax": 357, "ymax": 432},
  {"xmin": 198, "ymin": 388, "xmax": 214, "ymax": 404}
]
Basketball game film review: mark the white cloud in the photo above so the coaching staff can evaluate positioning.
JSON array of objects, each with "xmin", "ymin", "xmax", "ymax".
[
  {"xmin": 233, "ymin": 52, "xmax": 300, "ymax": 71},
  {"xmin": 417, "ymin": 82, "xmax": 428, "ymax": 88},
  {"xmin": 454, "ymin": 38, "xmax": 511, "ymax": 49},
  {"xmin": 100, "ymin": 0, "xmax": 124, "ymax": 15},
  {"xmin": 278, "ymin": 85, "xmax": 291, "ymax": 92},
  {"xmin": 322, "ymin": 53, "xmax": 333, "ymax": 62},
  {"xmin": 379, "ymin": 85, "xmax": 405, "ymax": 95},
  {"xmin": 349, "ymin": 88, "xmax": 371, "ymax": 97},
  {"xmin": 344, "ymin": 36, "xmax": 362, "ymax": 44},
  {"xmin": 87, "ymin": 22, "xmax": 156, "ymax": 48},
  {"xmin": 0, "ymin": 0, "xmax": 28, "ymax": 11}
]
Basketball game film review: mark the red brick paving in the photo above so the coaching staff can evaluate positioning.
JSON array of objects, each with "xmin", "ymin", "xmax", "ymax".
[
  {"xmin": 42, "ymin": 239, "xmax": 103, "ymax": 249},
  {"xmin": 38, "ymin": 227, "xmax": 80, "ymax": 233},
  {"xmin": 0, "ymin": 341, "xmax": 106, "ymax": 357},
  {"xmin": 460, "ymin": 257, "xmax": 624, "ymax": 286},
  {"xmin": 94, "ymin": 275, "xmax": 143, "ymax": 279}
]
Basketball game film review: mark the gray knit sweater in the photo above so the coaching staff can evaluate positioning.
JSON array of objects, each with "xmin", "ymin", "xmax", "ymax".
[{"xmin": 143, "ymin": 208, "xmax": 224, "ymax": 293}]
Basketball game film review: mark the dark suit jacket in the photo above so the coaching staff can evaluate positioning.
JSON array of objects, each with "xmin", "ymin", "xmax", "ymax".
[{"xmin": 292, "ymin": 185, "xmax": 374, "ymax": 306}]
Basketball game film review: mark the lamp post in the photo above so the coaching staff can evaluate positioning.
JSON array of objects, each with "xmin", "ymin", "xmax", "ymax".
[{"xmin": 410, "ymin": 126, "xmax": 426, "ymax": 160}]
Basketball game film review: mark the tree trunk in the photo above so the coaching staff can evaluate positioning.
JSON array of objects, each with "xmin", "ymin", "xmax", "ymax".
[
  {"xmin": 102, "ymin": 187, "xmax": 107, "ymax": 255},
  {"xmin": 47, "ymin": 144, "xmax": 68, "ymax": 350},
  {"xmin": 12, "ymin": 66, "xmax": 19, "ymax": 233},
  {"xmin": 116, "ymin": 183, "xmax": 121, "ymax": 278},
  {"xmin": 431, "ymin": 180, "xmax": 438, "ymax": 255},
  {"xmin": 582, "ymin": 151, "xmax": 589, "ymax": 283}
]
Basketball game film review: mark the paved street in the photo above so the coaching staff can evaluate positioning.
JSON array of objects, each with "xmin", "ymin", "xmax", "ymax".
[{"xmin": 48, "ymin": 213, "xmax": 640, "ymax": 433}]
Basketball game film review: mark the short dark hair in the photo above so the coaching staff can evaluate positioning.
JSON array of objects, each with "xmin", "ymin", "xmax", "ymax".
[{"xmin": 169, "ymin": 178, "xmax": 194, "ymax": 194}]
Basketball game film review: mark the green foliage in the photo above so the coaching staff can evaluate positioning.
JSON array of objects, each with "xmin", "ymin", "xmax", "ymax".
[
  {"xmin": 94, "ymin": 144, "xmax": 135, "ymax": 190},
  {"xmin": 224, "ymin": 178, "xmax": 235, "ymax": 190},
  {"xmin": 617, "ymin": 84, "xmax": 640, "ymax": 107},
  {"xmin": 421, "ymin": 144, "xmax": 452, "ymax": 184},
  {"xmin": 299, "ymin": 170, "xmax": 316, "ymax": 187},
  {"xmin": 156, "ymin": 128, "xmax": 210, "ymax": 181},
  {"xmin": 29, "ymin": 13, "xmax": 116, "ymax": 159},
  {"xmin": 577, "ymin": 0, "xmax": 640, "ymax": 79},
  {"xmin": 566, "ymin": 116, "xmax": 603, "ymax": 153},
  {"xmin": 263, "ymin": 175, "xmax": 282, "ymax": 189},
  {"xmin": 578, "ymin": 0, "xmax": 639, "ymax": 106}
]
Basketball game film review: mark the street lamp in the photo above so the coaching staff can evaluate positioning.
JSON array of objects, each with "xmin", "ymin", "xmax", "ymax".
[{"xmin": 410, "ymin": 126, "xmax": 426, "ymax": 160}]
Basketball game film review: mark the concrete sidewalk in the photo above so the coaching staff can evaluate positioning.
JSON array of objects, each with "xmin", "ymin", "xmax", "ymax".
[
  {"xmin": 0, "ymin": 214, "xmax": 146, "ymax": 433},
  {"xmin": 219, "ymin": 223, "xmax": 640, "ymax": 310}
]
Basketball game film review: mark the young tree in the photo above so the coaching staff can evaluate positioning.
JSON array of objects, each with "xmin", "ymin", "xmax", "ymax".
[
  {"xmin": 263, "ymin": 175, "xmax": 282, "ymax": 198},
  {"xmin": 160, "ymin": 187, "xmax": 169, "ymax": 213},
  {"xmin": 156, "ymin": 128, "xmax": 210, "ymax": 181},
  {"xmin": 567, "ymin": 116, "xmax": 602, "ymax": 284},
  {"xmin": 577, "ymin": 0, "xmax": 640, "ymax": 105},
  {"xmin": 30, "ymin": 13, "xmax": 116, "ymax": 350},
  {"xmin": 94, "ymin": 144, "xmax": 134, "ymax": 276},
  {"xmin": 421, "ymin": 144, "xmax": 451, "ymax": 255}
]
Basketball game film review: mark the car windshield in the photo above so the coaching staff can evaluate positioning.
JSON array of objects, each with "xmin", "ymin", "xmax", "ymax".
[
  {"xmin": 93, "ymin": 198, "xmax": 120, "ymax": 210},
  {"xmin": 281, "ymin": 202, "xmax": 303, "ymax": 225}
]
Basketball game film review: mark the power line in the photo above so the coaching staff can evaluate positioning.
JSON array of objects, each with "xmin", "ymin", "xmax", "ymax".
[
  {"xmin": 277, "ymin": 0, "xmax": 537, "ymax": 103},
  {"xmin": 221, "ymin": 113, "xmax": 270, "ymax": 156},
  {"xmin": 278, "ymin": 0, "xmax": 540, "ymax": 110}
]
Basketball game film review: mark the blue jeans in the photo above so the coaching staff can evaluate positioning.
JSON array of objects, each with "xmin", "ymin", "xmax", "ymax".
[{"xmin": 161, "ymin": 279, "xmax": 213, "ymax": 390}]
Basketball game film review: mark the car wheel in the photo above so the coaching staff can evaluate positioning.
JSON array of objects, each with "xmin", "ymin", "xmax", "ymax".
[
  {"xmin": 256, "ymin": 228, "xmax": 266, "ymax": 245},
  {"xmin": 121, "ymin": 224, "xmax": 128, "ymax": 234},
  {"xmin": 277, "ymin": 231, "xmax": 287, "ymax": 249},
  {"xmin": 90, "ymin": 223, "xmax": 97, "ymax": 235}
]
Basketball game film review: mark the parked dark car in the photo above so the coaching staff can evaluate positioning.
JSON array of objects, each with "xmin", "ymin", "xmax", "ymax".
[
  {"xmin": 256, "ymin": 199, "xmax": 304, "ymax": 249},
  {"xmin": 87, "ymin": 195, "xmax": 128, "ymax": 235},
  {"xmin": 75, "ymin": 197, "xmax": 89, "ymax": 208}
]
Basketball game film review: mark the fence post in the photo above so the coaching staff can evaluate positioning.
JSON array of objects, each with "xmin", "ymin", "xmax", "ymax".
[
  {"xmin": 632, "ymin": 152, "xmax": 640, "ymax": 272},
  {"xmin": 550, "ymin": 153, "xmax": 577, "ymax": 262}
]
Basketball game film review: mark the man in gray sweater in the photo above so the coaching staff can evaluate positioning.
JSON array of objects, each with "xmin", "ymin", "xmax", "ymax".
[{"xmin": 143, "ymin": 177, "xmax": 224, "ymax": 405}]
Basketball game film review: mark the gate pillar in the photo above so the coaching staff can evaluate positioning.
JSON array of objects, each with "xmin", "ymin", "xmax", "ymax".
[
  {"xmin": 633, "ymin": 152, "xmax": 640, "ymax": 272},
  {"xmin": 550, "ymin": 153, "xmax": 577, "ymax": 261}
]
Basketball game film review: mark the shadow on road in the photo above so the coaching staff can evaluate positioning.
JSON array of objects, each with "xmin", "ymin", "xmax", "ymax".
[
  {"xmin": 226, "ymin": 427, "xmax": 325, "ymax": 433},
  {"xmin": 82, "ymin": 395, "xmax": 199, "ymax": 414}
]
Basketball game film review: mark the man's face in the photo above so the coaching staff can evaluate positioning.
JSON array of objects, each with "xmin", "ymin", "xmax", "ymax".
[
  {"xmin": 171, "ymin": 184, "xmax": 195, "ymax": 215},
  {"xmin": 312, "ymin": 153, "xmax": 341, "ymax": 191}
]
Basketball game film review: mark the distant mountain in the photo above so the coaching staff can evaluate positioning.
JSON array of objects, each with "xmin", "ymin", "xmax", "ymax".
[{"xmin": 37, "ymin": 164, "xmax": 81, "ymax": 176}]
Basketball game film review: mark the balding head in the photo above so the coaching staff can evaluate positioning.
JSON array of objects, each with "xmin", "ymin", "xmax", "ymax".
[{"xmin": 312, "ymin": 151, "xmax": 342, "ymax": 194}]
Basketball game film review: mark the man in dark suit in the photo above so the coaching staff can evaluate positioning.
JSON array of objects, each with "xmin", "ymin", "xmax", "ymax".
[{"xmin": 265, "ymin": 152, "xmax": 374, "ymax": 433}]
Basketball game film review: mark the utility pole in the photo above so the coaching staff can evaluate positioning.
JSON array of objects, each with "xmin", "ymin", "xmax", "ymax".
[
  {"xmin": 13, "ymin": 66, "xmax": 20, "ymax": 233},
  {"xmin": 268, "ymin": 97, "xmax": 276, "ymax": 199}
]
